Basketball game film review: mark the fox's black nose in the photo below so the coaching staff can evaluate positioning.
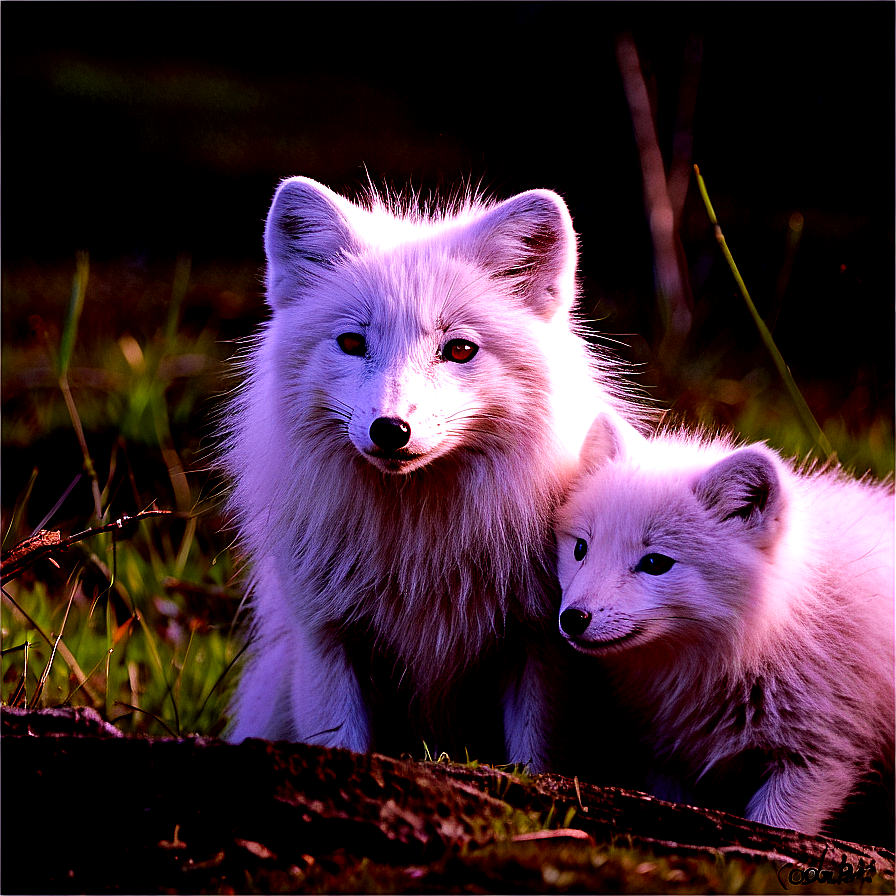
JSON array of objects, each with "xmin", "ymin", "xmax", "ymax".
[
  {"xmin": 370, "ymin": 416, "xmax": 411, "ymax": 451},
  {"xmin": 560, "ymin": 608, "xmax": 592, "ymax": 637}
]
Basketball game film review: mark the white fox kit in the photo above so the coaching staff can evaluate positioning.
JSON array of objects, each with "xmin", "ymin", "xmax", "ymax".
[
  {"xmin": 222, "ymin": 177, "xmax": 643, "ymax": 768},
  {"xmin": 555, "ymin": 414, "xmax": 894, "ymax": 836}
]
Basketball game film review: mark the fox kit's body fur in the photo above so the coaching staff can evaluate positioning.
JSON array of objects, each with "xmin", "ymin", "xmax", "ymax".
[
  {"xmin": 223, "ymin": 177, "xmax": 641, "ymax": 767},
  {"xmin": 556, "ymin": 415, "xmax": 894, "ymax": 835}
]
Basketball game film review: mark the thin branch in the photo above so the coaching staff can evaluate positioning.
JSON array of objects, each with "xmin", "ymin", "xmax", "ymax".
[{"xmin": 0, "ymin": 510, "xmax": 174, "ymax": 585}]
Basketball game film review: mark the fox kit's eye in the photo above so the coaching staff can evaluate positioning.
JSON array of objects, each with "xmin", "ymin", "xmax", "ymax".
[
  {"xmin": 635, "ymin": 553, "xmax": 676, "ymax": 575},
  {"xmin": 442, "ymin": 339, "xmax": 479, "ymax": 363},
  {"xmin": 337, "ymin": 333, "xmax": 366, "ymax": 356},
  {"xmin": 574, "ymin": 538, "xmax": 588, "ymax": 561}
]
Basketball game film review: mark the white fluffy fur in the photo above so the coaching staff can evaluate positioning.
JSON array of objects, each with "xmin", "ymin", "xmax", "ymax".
[
  {"xmin": 555, "ymin": 414, "xmax": 895, "ymax": 835},
  {"xmin": 222, "ymin": 177, "xmax": 643, "ymax": 768}
]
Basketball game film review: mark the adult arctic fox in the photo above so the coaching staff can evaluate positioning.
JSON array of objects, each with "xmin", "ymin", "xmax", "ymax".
[
  {"xmin": 223, "ymin": 176, "xmax": 642, "ymax": 768},
  {"xmin": 555, "ymin": 414, "xmax": 894, "ymax": 836}
]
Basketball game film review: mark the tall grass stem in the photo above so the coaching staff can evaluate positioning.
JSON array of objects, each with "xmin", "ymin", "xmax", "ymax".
[
  {"xmin": 3, "ymin": 467, "xmax": 38, "ymax": 549},
  {"xmin": 30, "ymin": 578, "xmax": 78, "ymax": 708},
  {"xmin": 58, "ymin": 252, "xmax": 104, "ymax": 520},
  {"xmin": 57, "ymin": 251, "xmax": 89, "ymax": 378},
  {"xmin": 1, "ymin": 586, "xmax": 98, "ymax": 704},
  {"xmin": 693, "ymin": 166, "xmax": 834, "ymax": 460}
]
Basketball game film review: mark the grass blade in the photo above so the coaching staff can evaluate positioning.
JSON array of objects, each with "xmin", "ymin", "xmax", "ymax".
[
  {"xmin": 3, "ymin": 467, "xmax": 39, "ymax": 550},
  {"xmin": 193, "ymin": 639, "xmax": 246, "ymax": 730},
  {"xmin": 1, "ymin": 585, "xmax": 98, "ymax": 702},
  {"xmin": 693, "ymin": 165, "xmax": 834, "ymax": 460},
  {"xmin": 29, "ymin": 577, "xmax": 78, "ymax": 708},
  {"xmin": 135, "ymin": 609, "xmax": 181, "ymax": 735},
  {"xmin": 32, "ymin": 474, "xmax": 82, "ymax": 535},
  {"xmin": 8, "ymin": 640, "xmax": 30, "ymax": 707},
  {"xmin": 57, "ymin": 251, "xmax": 89, "ymax": 378},
  {"xmin": 164, "ymin": 253, "xmax": 192, "ymax": 345},
  {"xmin": 56, "ymin": 252, "xmax": 104, "ymax": 520},
  {"xmin": 113, "ymin": 700, "xmax": 178, "ymax": 737}
]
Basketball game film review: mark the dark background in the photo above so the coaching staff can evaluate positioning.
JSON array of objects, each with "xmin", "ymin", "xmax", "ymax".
[{"xmin": 3, "ymin": 1, "xmax": 894, "ymax": 471}]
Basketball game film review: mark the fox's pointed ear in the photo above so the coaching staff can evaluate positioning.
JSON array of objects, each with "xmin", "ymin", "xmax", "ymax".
[
  {"xmin": 694, "ymin": 447, "xmax": 786, "ymax": 548},
  {"xmin": 463, "ymin": 190, "xmax": 577, "ymax": 319},
  {"xmin": 264, "ymin": 177, "xmax": 360, "ymax": 308},
  {"xmin": 579, "ymin": 413, "xmax": 624, "ymax": 474}
]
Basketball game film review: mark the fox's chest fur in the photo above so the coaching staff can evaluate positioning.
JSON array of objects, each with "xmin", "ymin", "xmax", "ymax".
[
  {"xmin": 281, "ymin": 449, "xmax": 564, "ymax": 686},
  {"xmin": 613, "ymin": 629, "xmax": 874, "ymax": 779}
]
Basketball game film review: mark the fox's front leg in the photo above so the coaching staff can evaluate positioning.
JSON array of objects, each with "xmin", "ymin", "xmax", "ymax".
[
  {"xmin": 746, "ymin": 757, "xmax": 854, "ymax": 835},
  {"xmin": 229, "ymin": 610, "xmax": 371, "ymax": 752},
  {"xmin": 502, "ymin": 633, "xmax": 566, "ymax": 772},
  {"xmin": 286, "ymin": 618, "xmax": 372, "ymax": 752}
]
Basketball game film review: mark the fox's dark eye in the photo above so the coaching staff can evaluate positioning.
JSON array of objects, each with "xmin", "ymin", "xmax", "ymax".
[
  {"xmin": 442, "ymin": 339, "xmax": 478, "ymax": 363},
  {"xmin": 337, "ymin": 333, "xmax": 366, "ymax": 356},
  {"xmin": 574, "ymin": 538, "xmax": 588, "ymax": 562},
  {"xmin": 635, "ymin": 553, "xmax": 676, "ymax": 575}
]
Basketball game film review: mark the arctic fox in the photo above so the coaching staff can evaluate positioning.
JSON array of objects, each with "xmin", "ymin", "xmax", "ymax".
[
  {"xmin": 555, "ymin": 414, "xmax": 894, "ymax": 836},
  {"xmin": 222, "ymin": 177, "xmax": 643, "ymax": 768}
]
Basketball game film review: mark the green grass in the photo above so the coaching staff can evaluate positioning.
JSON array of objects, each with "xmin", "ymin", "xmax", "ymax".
[
  {"xmin": 2, "ymin": 253, "xmax": 243, "ymax": 737},
  {"xmin": 2, "ymin": 540, "xmax": 239, "ymax": 736}
]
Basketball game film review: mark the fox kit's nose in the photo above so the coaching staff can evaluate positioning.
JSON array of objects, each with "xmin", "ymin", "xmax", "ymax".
[
  {"xmin": 370, "ymin": 416, "xmax": 411, "ymax": 451},
  {"xmin": 560, "ymin": 608, "xmax": 592, "ymax": 637}
]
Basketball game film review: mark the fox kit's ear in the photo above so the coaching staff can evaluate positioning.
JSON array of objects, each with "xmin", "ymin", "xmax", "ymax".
[
  {"xmin": 694, "ymin": 447, "xmax": 786, "ymax": 548},
  {"xmin": 464, "ymin": 190, "xmax": 577, "ymax": 319},
  {"xmin": 264, "ymin": 177, "xmax": 360, "ymax": 307},
  {"xmin": 579, "ymin": 413, "xmax": 624, "ymax": 473}
]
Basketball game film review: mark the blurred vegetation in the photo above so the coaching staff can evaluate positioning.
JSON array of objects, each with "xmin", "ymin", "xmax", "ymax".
[{"xmin": 1, "ymin": 253, "xmax": 257, "ymax": 736}]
